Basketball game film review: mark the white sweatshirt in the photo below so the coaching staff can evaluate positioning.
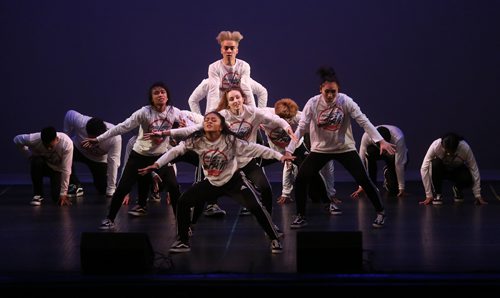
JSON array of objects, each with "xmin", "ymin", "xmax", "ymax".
[
  {"xmin": 14, "ymin": 132, "xmax": 73, "ymax": 195},
  {"xmin": 207, "ymin": 59, "xmax": 255, "ymax": 111},
  {"xmin": 156, "ymin": 135, "xmax": 282, "ymax": 186},
  {"xmin": 421, "ymin": 138, "xmax": 481, "ymax": 198},
  {"xmin": 63, "ymin": 110, "xmax": 122, "ymax": 195},
  {"xmin": 358, "ymin": 124, "xmax": 408, "ymax": 191},
  {"xmin": 286, "ymin": 93, "xmax": 383, "ymax": 154},
  {"xmin": 96, "ymin": 105, "xmax": 189, "ymax": 157},
  {"xmin": 189, "ymin": 77, "xmax": 268, "ymax": 115}
]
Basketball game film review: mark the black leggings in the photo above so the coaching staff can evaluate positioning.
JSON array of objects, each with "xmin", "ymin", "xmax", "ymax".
[
  {"xmin": 107, "ymin": 151, "xmax": 180, "ymax": 220},
  {"xmin": 431, "ymin": 159, "xmax": 473, "ymax": 194},
  {"xmin": 176, "ymin": 171, "xmax": 280, "ymax": 243},
  {"xmin": 294, "ymin": 151, "xmax": 384, "ymax": 216}
]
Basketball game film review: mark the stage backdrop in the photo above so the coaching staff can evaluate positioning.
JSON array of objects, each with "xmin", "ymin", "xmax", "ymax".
[{"xmin": 1, "ymin": 0, "xmax": 499, "ymax": 184}]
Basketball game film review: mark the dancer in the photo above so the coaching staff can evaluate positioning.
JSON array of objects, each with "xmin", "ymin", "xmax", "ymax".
[
  {"xmin": 139, "ymin": 111, "xmax": 295, "ymax": 253},
  {"xmin": 285, "ymin": 67, "xmax": 395, "ymax": 229}
]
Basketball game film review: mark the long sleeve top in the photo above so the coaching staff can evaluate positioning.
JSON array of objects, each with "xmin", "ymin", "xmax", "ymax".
[
  {"xmin": 421, "ymin": 138, "xmax": 481, "ymax": 198},
  {"xmin": 207, "ymin": 59, "xmax": 255, "ymax": 111},
  {"xmin": 96, "ymin": 105, "xmax": 188, "ymax": 157},
  {"xmin": 285, "ymin": 93, "xmax": 382, "ymax": 154},
  {"xmin": 188, "ymin": 77, "xmax": 268, "ymax": 115},
  {"xmin": 156, "ymin": 134, "xmax": 282, "ymax": 186},
  {"xmin": 14, "ymin": 132, "xmax": 73, "ymax": 195},
  {"xmin": 170, "ymin": 105, "xmax": 290, "ymax": 167},
  {"xmin": 260, "ymin": 107, "xmax": 302, "ymax": 154},
  {"xmin": 63, "ymin": 110, "xmax": 121, "ymax": 195},
  {"xmin": 358, "ymin": 124, "xmax": 408, "ymax": 191}
]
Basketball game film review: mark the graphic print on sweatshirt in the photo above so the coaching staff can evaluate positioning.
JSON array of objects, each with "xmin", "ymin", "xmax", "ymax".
[
  {"xmin": 317, "ymin": 105, "xmax": 344, "ymax": 131},
  {"xmin": 202, "ymin": 149, "xmax": 228, "ymax": 176},
  {"xmin": 268, "ymin": 127, "xmax": 290, "ymax": 148},
  {"xmin": 220, "ymin": 71, "xmax": 241, "ymax": 90},
  {"xmin": 229, "ymin": 120, "xmax": 252, "ymax": 140},
  {"xmin": 148, "ymin": 117, "xmax": 172, "ymax": 145}
]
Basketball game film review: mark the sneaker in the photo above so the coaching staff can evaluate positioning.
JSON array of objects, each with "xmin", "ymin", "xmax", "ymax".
[
  {"xmin": 203, "ymin": 204, "xmax": 226, "ymax": 217},
  {"xmin": 372, "ymin": 212, "xmax": 386, "ymax": 228},
  {"xmin": 271, "ymin": 239, "xmax": 283, "ymax": 254},
  {"xmin": 169, "ymin": 240, "xmax": 191, "ymax": 253},
  {"xmin": 452, "ymin": 186, "xmax": 464, "ymax": 202},
  {"xmin": 239, "ymin": 207, "xmax": 252, "ymax": 216},
  {"xmin": 188, "ymin": 226, "xmax": 194, "ymax": 237},
  {"xmin": 148, "ymin": 191, "xmax": 161, "ymax": 202},
  {"xmin": 99, "ymin": 218, "xmax": 115, "ymax": 230},
  {"xmin": 67, "ymin": 184, "xmax": 84, "ymax": 198},
  {"xmin": 128, "ymin": 205, "xmax": 148, "ymax": 217},
  {"xmin": 432, "ymin": 194, "xmax": 443, "ymax": 205},
  {"xmin": 328, "ymin": 202, "xmax": 342, "ymax": 215},
  {"xmin": 290, "ymin": 215, "xmax": 308, "ymax": 229},
  {"xmin": 30, "ymin": 195, "xmax": 43, "ymax": 206}
]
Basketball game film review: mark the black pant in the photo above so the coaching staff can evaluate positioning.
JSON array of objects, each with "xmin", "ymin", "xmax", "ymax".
[
  {"xmin": 70, "ymin": 147, "xmax": 107, "ymax": 195},
  {"xmin": 30, "ymin": 156, "xmax": 61, "ymax": 202},
  {"xmin": 365, "ymin": 144, "xmax": 398, "ymax": 195},
  {"xmin": 431, "ymin": 159, "xmax": 473, "ymax": 195},
  {"xmin": 107, "ymin": 151, "xmax": 181, "ymax": 220},
  {"xmin": 295, "ymin": 151, "xmax": 384, "ymax": 216},
  {"xmin": 176, "ymin": 171, "xmax": 280, "ymax": 243}
]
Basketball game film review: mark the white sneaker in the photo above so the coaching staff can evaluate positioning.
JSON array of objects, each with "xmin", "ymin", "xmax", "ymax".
[{"xmin": 30, "ymin": 195, "xmax": 43, "ymax": 206}]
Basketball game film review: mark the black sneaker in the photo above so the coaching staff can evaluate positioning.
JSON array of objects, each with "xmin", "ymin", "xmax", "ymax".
[
  {"xmin": 372, "ymin": 212, "xmax": 386, "ymax": 228},
  {"xmin": 203, "ymin": 204, "xmax": 226, "ymax": 217},
  {"xmin": 271, "ymin": 239, "xmax": 283, "ymax": 254},
  {"xmin": 239, "ymin": 207, "xmax": 251, "ymax": 216},
  {"xmin": 452, "ymin": 186, "xmax": 464, "ymax": 203},
  {"xmin": 128, "ymin": 205, "xmax": 148, "ymax": 217},
  {"xmin": 30, "ymin": 195, "xmax": 43, "ymax": 206},
  {"xmin": 67, "ymin": 184, "xmax": 84, "ymax": 198},
  {"xmin": 328, "ymin": 202, "xmax": 342, "ymax": 215},
  {"xmin": 432, "ymin": 194, "xmax": 443, "ymax": 205},
  {"xmin": 169, "ymin": 240, "xmax": 191, "ymax": 253},
  {"xmin": 290, "ymin": 215, "xmax": 307, "ymax": 229},
  {"xmin": 99, "ymin": 218, "xmax": 115, "ymax": 230}
]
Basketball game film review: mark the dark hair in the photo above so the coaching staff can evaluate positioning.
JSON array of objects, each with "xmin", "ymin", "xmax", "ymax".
[
  {"xmin": 148, "ymin": 81, "xmax": 172, "ymax": 106},
  {"xmin": 317, "ymin": 66, "xmax": 340, "ymax": 87},
  {"xmin": 86, "ymin": 117, "xmax": 107, "ymax": 137},
  {"xmin": 441, "ymin": 132, "xmax": 464, "ymax": 153},
  {"xmin": 41, "ymin": 126, "xmax": 57, "ymax": 146},
  {"xmin": 185, "ymin": 111, "xmax": 241, "ymax": 148},
  {"xmin": 377, "ymin": 126, "xmax": 391, "ymax": 142}
]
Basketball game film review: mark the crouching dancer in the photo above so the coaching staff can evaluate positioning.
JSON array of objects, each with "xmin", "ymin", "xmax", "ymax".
[{"xmin": 139, "ymin": 111, "xmax": 294, "ymax": 254}]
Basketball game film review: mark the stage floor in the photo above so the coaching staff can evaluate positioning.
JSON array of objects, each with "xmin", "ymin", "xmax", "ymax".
[{"xmin": 1, "ymin": 180, "xmax": 500, "ymax": 293}]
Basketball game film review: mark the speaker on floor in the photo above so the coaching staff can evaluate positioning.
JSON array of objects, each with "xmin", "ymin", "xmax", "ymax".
[
  {"xmin": 80, "ymin": 232, "xmax": 154, "ymax": 274},
  {"xmin": 296, "ymin": 231, "xmax": 362, "ymax": 273}
]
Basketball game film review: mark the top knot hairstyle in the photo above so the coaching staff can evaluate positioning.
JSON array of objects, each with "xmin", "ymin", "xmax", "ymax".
[
  {"xmin": 317, "ymin": 66, "xmax": 340, "ymax": 87},
  {"xmin": 216, "ymin": 31, "xmax": 244, "ymax": 44}
]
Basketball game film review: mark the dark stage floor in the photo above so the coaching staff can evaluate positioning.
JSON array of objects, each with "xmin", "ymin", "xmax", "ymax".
[{"xmin": 1, "ymin": 179, "xmax": 500, "ymax": 294}]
